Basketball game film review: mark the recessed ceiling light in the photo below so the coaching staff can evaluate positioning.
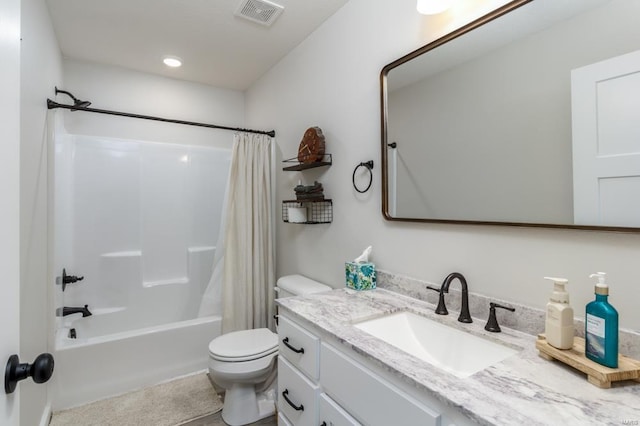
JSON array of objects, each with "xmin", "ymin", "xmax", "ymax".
[{"xmin": 163, "ymin": 56, "xmax": 182, "ymax": 68}]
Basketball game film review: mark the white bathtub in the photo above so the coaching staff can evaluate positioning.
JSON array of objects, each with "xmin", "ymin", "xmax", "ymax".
[
  {"xmin": 51, "ymin": 246, "xmax": 221, "ymax": 410},
  {"xmin": 52, "ymin": 315, "xmax": 221, "ymax": 410}
]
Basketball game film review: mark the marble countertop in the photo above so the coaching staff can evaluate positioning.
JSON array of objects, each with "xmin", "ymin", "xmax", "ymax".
[{"xmin": 277, "ymin": 288, "xmax": 640, "ymax": 426}]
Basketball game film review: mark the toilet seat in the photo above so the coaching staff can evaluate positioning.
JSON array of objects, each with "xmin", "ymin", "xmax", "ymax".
[{"xmin": 209, "ymin": 328, "xmax": 277, "ymax": 362}]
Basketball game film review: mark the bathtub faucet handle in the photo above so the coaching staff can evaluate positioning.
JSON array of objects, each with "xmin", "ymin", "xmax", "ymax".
[
  {"xmin": 64, "ymin": 274, "xmax": 84, "ymax": 284},
  {"xmin": 57, "ymin": 268, "xmax": 85, "ymax": 291},
  {"xmin": 56, "ymin": 305, "xmax": 92, "ymax": 317}
]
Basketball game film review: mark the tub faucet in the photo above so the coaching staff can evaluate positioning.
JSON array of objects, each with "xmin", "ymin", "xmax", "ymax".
[
  {"xmin": 437, "ymin": 272, "xmax": 472, "ymax": 323},
  {"xmin": 56, "ymin": 304, "xmax": 92, "ymax": 317}
]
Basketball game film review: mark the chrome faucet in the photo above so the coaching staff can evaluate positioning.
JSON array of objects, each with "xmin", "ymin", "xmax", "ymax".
[
  {"xmin": 427, "ymin": 272, "xmax": 472, "ymax": 323},
  {"xmin": 56, "ymin": 304, "xmax": 92, "ymax": 317}
]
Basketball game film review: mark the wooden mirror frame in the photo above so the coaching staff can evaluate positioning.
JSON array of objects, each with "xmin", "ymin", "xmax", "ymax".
[{"xmin": 380, "ymin": 0, "xmax": 640, "ymax": 232}]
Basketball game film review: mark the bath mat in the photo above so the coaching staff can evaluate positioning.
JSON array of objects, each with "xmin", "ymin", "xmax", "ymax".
[{"xmin": 49, "ymin": 373, "xmax": 223, "ymax": 426}]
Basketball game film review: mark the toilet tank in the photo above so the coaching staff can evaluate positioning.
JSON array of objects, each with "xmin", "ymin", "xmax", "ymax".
[{"xmin": 275, "ymin": 274, "xmax": 331, "ymax": 299}]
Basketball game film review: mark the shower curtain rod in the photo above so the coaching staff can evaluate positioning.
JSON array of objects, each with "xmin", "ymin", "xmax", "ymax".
[{"xmin": 46, "ymin": 99, "xmax": 276, "ymax": 137}]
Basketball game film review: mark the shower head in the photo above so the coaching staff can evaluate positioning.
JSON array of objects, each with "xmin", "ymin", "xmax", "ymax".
[{"xmin": 54, "ymin": 86, "xmax": 91, "ymax": 109}]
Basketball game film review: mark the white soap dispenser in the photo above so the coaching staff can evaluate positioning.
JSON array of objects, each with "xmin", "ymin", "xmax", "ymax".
[{"xmin": 543, "ymin": 276, "xmax": 574, "ymax": 350}]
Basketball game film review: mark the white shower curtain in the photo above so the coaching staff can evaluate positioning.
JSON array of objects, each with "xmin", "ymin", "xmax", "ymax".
[{"xmin": 199, "ymin": 132, "xmax": 275, "ymax": 334}]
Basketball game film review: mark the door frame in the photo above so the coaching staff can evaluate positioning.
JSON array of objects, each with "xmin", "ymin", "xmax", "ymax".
[{"xmin": 0, "ymin": 0, "xmax": 23, "ymax": 424}]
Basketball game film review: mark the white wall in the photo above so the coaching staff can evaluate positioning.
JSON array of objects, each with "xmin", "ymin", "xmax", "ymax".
[
  {"xmin": 246, "ymin": 0, "xmax": 640, "ymax": 331},
  {"xmin": 1, "ymin": 0, "xmax": 22, "ymax": 423},
  {"xmin": 20, "ymin": 0, "xmax": 63, "ymax": 424},
  {"xmin": 61, "ymin": 59, "xmax": 245, "ymax": 149}
]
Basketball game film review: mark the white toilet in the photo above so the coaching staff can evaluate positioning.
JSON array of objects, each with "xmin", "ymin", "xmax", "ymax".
[{"xmin": 208, "ymin": 274, "xmax": 331, "ymax": 426}]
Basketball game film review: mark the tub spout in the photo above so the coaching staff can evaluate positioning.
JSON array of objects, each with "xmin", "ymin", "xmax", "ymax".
[{"xmin": 56, "ymin": 305, "xmax": 92, "ymax": 317}]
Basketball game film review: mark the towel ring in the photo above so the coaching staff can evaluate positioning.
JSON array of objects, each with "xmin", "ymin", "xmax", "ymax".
[{"xmin": 352, "ymin": 160, "xmax": 374, "ymax": 193}]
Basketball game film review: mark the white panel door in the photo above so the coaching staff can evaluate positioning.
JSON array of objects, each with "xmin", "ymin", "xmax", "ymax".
[
  {"xmin": 0, "ymin": 0, "xmax": 22, "ymax": 423},
  {"xmin": 572, "ymin": 49, "xmax": 640, "ymax": 227}
]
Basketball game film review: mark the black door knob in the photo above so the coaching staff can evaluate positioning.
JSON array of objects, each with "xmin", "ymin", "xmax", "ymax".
[{"xmin": 4, "ymin": 353, "xmax": 54, "ymax": 394}]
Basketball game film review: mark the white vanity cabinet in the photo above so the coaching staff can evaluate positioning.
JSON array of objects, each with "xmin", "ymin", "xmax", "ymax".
[
  {"xmin": 318, "ymin": 393, "xmax": 361, "ymax": 426},
  {"xmin": 278, "ymin": 315, "xmax": 322, "ymax": 425},
  {"xmin": 278, "ymin": 314, "xmax": 471, "ymax": 426},
  {"xmin": 278, "ymin": 315, "xmax": 321, "ymax": 380},
  {"xmin": 278, "ymin": 356, "xmax": 320, "ymax": 425},
  {"xmin": 278, "ymin": 314, "xmax": 356, "ymax": 426},
  {"xmin": 320, "ymin": 343, "xmax": 440, "ymax": 426}
]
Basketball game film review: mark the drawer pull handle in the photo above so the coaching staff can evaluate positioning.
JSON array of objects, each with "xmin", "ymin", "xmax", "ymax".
[
  {"xmin": 282, "ymin": 337, "xmax": 305, "ymax": 354},
  {"xmin": 282, "ymin": 389, "xmax": 304, "ymax": 411}
]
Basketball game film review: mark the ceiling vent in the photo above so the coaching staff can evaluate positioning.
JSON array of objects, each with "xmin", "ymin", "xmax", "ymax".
[{"xmin": 235, "ymin": 0, "xmax": 284, "ymax": 27}]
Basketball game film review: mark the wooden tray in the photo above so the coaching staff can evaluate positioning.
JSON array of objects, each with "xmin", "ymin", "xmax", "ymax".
[{"xmin": 536, "ymin": 334, "xmax": 640, "ymax": 388}]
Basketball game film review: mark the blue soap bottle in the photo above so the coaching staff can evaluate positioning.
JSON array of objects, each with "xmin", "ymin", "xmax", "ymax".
[{"xmin": 585, "ymin": 272, "xmax": 618, "ymax": 368}]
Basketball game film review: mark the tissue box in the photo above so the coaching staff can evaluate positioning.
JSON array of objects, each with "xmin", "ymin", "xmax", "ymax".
[{"xmin": 345, "ymin": 262, "xmax": 377, "ymax": 291}]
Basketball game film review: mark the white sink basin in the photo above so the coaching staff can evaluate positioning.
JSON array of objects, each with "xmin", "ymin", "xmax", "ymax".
[{"xmin": 354, "ymin": 311, "xmax": 518, "ymax": 378}]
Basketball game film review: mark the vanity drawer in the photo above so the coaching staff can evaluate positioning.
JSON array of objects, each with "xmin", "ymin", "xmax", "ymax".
[
  {"xmin": 279, "ymin": 315, "xmax": 320, "ymax": 380},
  {"xmin": 278, "ymin": 356, "xmax": 320, "ymax": 426},
  {"xmin": 320, "ymin": 343, "xmax": 441, "ymax": 426},
  {"xmin": 319, "ymin": 393, "xmax": 361, "ymax": 426}
]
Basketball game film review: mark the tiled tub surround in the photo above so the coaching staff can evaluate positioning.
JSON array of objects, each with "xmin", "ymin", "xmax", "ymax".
[
  {"xmin": 377, "ymin": 270, "xmax": 640, "ymax": 359},
  {"xmin": 277, "ymin": 286, "xmax": 640, "ymax": 425}
]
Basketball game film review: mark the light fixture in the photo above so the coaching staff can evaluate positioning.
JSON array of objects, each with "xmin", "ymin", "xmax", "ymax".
[
  {"xmin": 416, "ymin": 0, "xmax": 452, "ymax": 15},
  {"xmin": 162, "ymin": 56, "xmax": 182, "ymax": 68}
]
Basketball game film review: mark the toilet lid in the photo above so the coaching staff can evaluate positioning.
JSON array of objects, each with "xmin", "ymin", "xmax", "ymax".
[
  {"xmin": 276, "ymin": 274, "xmax": 331, "ymax": 296},
  {"xmin": 209, "ymin": 328, "xmax": 278, "ymax": 361}
]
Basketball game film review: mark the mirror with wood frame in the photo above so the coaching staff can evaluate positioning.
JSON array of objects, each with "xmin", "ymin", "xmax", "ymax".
[{"xmin": 381, "ymin": 0, "xmax": 640, "ymax": 231}]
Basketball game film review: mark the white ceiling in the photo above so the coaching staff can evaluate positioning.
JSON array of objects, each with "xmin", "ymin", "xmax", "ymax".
[{"xmin": 46, "ymin": 0, "xmax": 349, "ymax": 91}]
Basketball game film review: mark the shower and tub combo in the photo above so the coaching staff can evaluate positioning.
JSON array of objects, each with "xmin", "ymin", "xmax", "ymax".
[
  {"xmin": 51, "ymin": 132, "xmax": 231, "ymax": 409},
  {"xmin": 49, "ymin": 89, "xmax": 279, "ymax": 416}
]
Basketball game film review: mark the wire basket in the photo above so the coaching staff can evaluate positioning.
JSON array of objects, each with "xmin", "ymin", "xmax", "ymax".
[{"xmin": 282, "ymin": 200, "xmax": 333, "ymax": 224}]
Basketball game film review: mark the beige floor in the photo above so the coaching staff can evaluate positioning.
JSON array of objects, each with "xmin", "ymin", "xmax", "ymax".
[
  {"xmin": 180, "ymin": 412, "xmax": 277, "ymax": 426},
  {"xmin": 50, "ymin": 374, "xmax": 223, "ymax": 426},
  {"xmin": 180, "ymin": 389, "xmax": 278, "ymax": 426},
  {"xmin": 49, "ymin": 372, "xmax": 277, "ymax": 426}
]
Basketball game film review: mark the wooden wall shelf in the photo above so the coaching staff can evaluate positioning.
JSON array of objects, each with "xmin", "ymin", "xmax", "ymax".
[{"xmin": 282, "ymin": 154, "xmax": 332, "ymax": 171}]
